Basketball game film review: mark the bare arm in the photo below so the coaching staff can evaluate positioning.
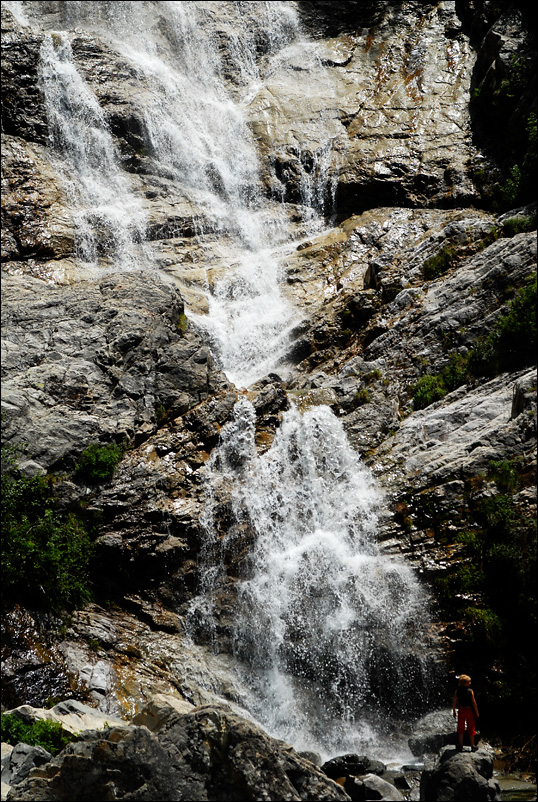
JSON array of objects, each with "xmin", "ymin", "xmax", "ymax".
[{"xmin": 452, "ymin": 692, "xmax": 458, "ymax": 717}]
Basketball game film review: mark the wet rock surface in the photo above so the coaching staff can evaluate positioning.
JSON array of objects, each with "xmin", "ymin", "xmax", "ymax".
[
  {"xmin": 1, "ymin": 1, "xmax": 536, "ymax": 798},
  {"xmin": 250, "ymin": 1, "xmax": 481, "ymax": 215}
]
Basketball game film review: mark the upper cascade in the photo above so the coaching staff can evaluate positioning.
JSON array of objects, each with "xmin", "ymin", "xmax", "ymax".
[
  {"xmin": 39, "ymin": 31, "xmax": 148, "ymax": 272},
  {"xmin": 12, "ymin": 0, "xmax": 343, "ymax": 387}
]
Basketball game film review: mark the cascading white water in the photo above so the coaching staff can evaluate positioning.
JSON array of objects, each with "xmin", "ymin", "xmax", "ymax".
[
  {"xmin": 23, "ymin": 0, "xmax": 340, "ymax": 386},
  {"xmin": 38, "ymin": 32, "xmax": 148, "ymax": 271},
  {"xmin": 11, "ymin": 0, "xmax": 439, "ymax": 761},
  {"xmin": 190, "ymin": 398, "xmax": 436, "ymax": 758}
]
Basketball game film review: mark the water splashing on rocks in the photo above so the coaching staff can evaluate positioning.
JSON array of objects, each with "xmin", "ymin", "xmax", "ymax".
[
  {"xmin": 38, "ymin": 32, "xmax": 147, "ymax": 271},
  {"xmin": 189, "ymin": 398, "xmax": 438, "ymax": 758}
]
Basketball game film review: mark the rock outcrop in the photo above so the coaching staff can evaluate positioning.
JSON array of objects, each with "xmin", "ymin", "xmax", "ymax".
[
  {"xmin": 1, "ymin": 270, "xmax": 230, "ymax": 474},
  {"xmin": 250, "ymin": 1, "xmax": 480, "ymax": 214},
  {"xmin": 5, "ymin": 696, "xmax": 349, "ymax": 802},
  {"xmin": 1, "ymin": 0, "xmax": 536, "ymax": 791},
  {"xmin": 420, "ymin": 746, "xmax": 501, "ymax": 801}
]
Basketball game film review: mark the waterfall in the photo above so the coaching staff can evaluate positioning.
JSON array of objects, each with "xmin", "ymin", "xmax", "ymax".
[
  {"xmin": 189, "ymin": 398, "xmax": 437, "ymax": 758},
  {"xmin": 38, "ymin": 33, "xmax": 148, "ymax": 272},
  {"xmin": 14, "ymin": 1, "xmax": 439, "ymax": 761},
  {"xmin": 25, "ymin": 0, "xmax": 340, "ymax": 386}
]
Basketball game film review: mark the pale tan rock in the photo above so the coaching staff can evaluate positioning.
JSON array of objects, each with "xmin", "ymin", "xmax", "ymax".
[
  {"xmin": 131, "ymin": 693, "xmax": 195, "ymax": 732},
  {"xmin": 3, "ymin": 700, "xmax": 126, "ymax": 736}
]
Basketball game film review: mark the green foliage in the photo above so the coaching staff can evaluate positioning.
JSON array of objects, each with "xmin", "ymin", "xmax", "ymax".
[
  {"xmin": 471, "ymin": 46, "xmax": 536, "ymax": 211},
  {"xmin": 413, "ymin": 273, "xmax": 537, "ymax": 408},
  {"xmin": 421, "ymin": 244, "xmax": 458, "ymax": 280},
  {"xmin": 155, "ymin": 403, "xmax": 167, "ymax": 424},
  {"xmin": 176, "ymin": 312, "xmax": 188, "ymax": 333},
  {"xmin": 501, "ymin": 213, "xmax": 537, "ymax": 238},
  {"xmin": 364, "ymin": 368, "xmax": 382, "ymax": 384},
  {"xmin": 488, "ymin": 458, "xmax": 520, "ymax": 494},
  {"xmin": 0, "ymin": 713, "xmax": 75, "ymax": 756},
  {"xmin": 518, "ymin": 111, "xmax": 537, "ymax": 204},
  {"xmin": 498, "ymin": 164, "xmax": 522, "ymax": 209},
  {"xmin": 1, "ymin": 445, "xmax": 93, "ymax": 610},
  {"xmin": 438, "ymin": 351, "xmax": 469, "ymax": 392},
  {"xmin": 493, "ymin": 272, "xmax": 537, "ymax": 368},
  {"xmin": 412, "ymin": 374, "xmax": 447, "ymax": 410},
  {"xmin": 494, "ymin": 109, "xmax": 537, "ymax": 210},
  {"xmin": 73, "ymin": 442, "xmax": 124, "ymax": 485},
  {"xmin": 461, "ymin": 606, "xmax": 503, "ymax": 646},
  {"xmin": 432, "ymin": 467, "xmax": 537, "ymax": 728},
  {"xmin": 354, "ymin": 387, "xmax": 371, "ymax": 406}
]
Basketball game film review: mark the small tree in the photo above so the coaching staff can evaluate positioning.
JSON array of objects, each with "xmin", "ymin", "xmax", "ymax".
[{"xmin": 73, "ymin": 442, "xmax": 124, "ymax": 484}]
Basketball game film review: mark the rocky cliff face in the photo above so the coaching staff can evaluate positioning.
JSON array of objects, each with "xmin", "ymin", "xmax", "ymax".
[{"xmin": 1, "ymin": 0, "xmax": 536, "ymax": 773}]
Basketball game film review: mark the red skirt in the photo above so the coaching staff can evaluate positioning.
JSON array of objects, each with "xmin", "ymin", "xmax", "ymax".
[{"xmin": 457, "ymin": 706, "xmax": 476, "ymax": 736}]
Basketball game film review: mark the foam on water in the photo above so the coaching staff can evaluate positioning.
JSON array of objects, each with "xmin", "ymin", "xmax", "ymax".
[{"xmin": 189, "ymin": 398, "xmax": 436, "ymax": 759}]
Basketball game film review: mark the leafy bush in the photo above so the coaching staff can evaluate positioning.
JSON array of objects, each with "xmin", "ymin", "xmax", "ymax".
[
  {"xmin": 432, "ymin": 476, "xmax": 536, "ymax": 730},
  {"xmin": 412, "ymin": 374, "xmax": 447, "ymax": 410},
  {"xmin": 501, "ymin": 213, "xmax": 537, "ymax": 237},
  {"xmin": 461, "ymin": 606, "xmax": 503, "ymax": 646},
  {"xmin": 488, "ymin": 458, "xmax": 520, "ymax": 494},
  {"xmin": 493, "ymin": 272, "xmax": 537, "ymax": 368},
  {"xmin": 354, "ymin": 387, "xmax": 371, "ymax": 406},
  {"xmin": 2, "ymin": 446, "xmax": 93, "ymax": 610},
  {"xmin": 421, "ymin": 244, "xmax": 458, "ymax": 280},
  {"xmin": 73, "ymin": 442, "xmax": 124, "ymax": 484},
  {"xmin": 1, "ymin": 713, "xmax": 75, "ymax": 756},
  {"xmin": 499, "ymin": 113, "xmax": 537, "ymax": 209}
]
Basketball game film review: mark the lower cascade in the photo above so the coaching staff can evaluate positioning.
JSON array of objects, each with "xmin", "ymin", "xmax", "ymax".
[{"xmin": 189, "ymin": 398, "xmax": 439, "ymax": 759}]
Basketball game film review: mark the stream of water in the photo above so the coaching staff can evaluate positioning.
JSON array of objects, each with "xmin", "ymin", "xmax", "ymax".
[
  {"xmin": 10, "ymin": 0, "xmax": 440, "ymax": 762},
  {"xmin": 38, "ymin": 31, "xmax": 148, "ymax": 271},
  {"xmin": 189, "ymin": 397, "xmax": 436, "ymax": 759}
]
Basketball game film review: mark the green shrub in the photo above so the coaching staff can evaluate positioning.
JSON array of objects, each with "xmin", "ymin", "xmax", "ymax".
[
  {"xmin": 421, "ymin": 244, "xmax": 458, "ymax": 280},
  {"xmin": 0, "ymin": 713, "xmax": 75, "ymax": 756},
  {"xmin": 466, "ymin": 336, "xmax": 498, "ymax": 378},
  {"xmin": 364, "ymin": 368, "xmax": 382, "ymax": 384},
  {"xmin": 518, "ymin": 112, "xmax": 537, "ymax": 205},
  {"xmin": 155, "ymin": 403, "xmax": 167, "ymax": 424},
  {"xmin": 488, "ymin": 458, "xmax": 520, "ymax": 494},
  {"xmin": 73, "ymin": 442, "xmax": 124, "ymax": 484},
  {"xmin": 498, "ymin": 164, "xmax": 522, "ymax": 209},
  {"xmin": 493, "ymin": 272, "xmax": 537, "ymax": 368},
  {"xmin": 2, "ymin": 446, "xmax": 93, "ymax": 610},
  {"xmin": 501, "ymin": 214, "xmax": 537, "ymax": 237},
  {"xmin": 354, "ymin": 387, "xmax": 371, "ymax": 406},
  {"xmin": 440, "ymin": 351, "xmax": 469, "ymax": 392},
  {"xmin": 176, "ymin": 312, "xmax": 188, "ymax": 333},
  {"xmin": 412, "ymin": 374, "xmax": 446, "ymax": 410},
  {"xmin": 462, "ymin": 606, "xmax": 503, "ymax": 646}
]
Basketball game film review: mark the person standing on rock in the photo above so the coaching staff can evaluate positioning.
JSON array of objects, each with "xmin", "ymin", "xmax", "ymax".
[{"xmin": 453, "ymin": 674, "xmax": 479, "ymax": 751}]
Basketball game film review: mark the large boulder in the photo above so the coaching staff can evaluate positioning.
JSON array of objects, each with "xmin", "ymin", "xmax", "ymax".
[
  {"xmin": 2, "ymin": 744, "xmax": 52, "ymax": 792},
  {"xmin": 322, "ymin": 753, "xmax": 386, "ymax": 780},
  {"xmin": 347, "ymin": 773, "xmax": 405, "ymax": 801},
  {"xmin": 419, "ymin": 746, "xmax": 500, "ymax": 801},
  {"xmin": 408, "ymin": 710, "xmax": 482, "ymax": 757},
  {"xmin": 3, "ymin": 699, "xmax": 126, "ymax": 735},
  {"xmin": 1, "ymin": 270, "xmax": 230, "ymax": 473},
  {"xmin": 320, "ymin": 754, "xmax": 407, "ymax": 801},
  {"xmin": 6, "ymin": 697, "xmax": 350, "ymax": 801}
]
